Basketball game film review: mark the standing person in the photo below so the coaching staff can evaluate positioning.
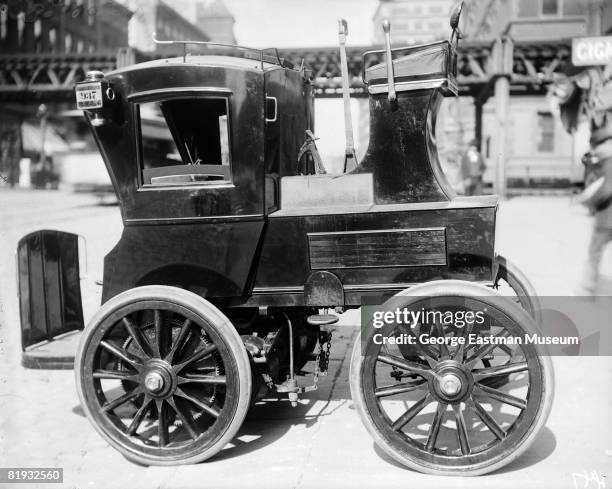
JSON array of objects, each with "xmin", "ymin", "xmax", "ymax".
[
  {"xmin": 579, "ymin": 139, "xmax": 612, "ymax": 295},
  {"xmin": 0, "ymin": 128, "xmax": 20, "ymax": 187},
  {"xmin": 460, "ymin": 139, "xmax": 486, "ymax": 196},
  {"xmin": 553, "ymin": 65, "xmax": 612, "ymax": 295}
]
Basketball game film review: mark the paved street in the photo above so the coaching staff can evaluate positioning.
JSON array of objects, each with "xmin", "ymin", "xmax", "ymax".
[{"xmin": 0, "ymin": 189, "xmax": 610, "ymax": 489}]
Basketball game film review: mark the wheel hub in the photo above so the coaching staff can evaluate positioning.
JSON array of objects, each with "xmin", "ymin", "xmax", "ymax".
[
  {"xmin": 144, "ymin": 371, "xmax": 165, "ymax": 393},
  {"xmin": 141, "ymin": 360, "xmax": 176, "ymax": 398},
  {"xmin": 439, "ymin": 373, "xmax": 462, "ymax": 396},
  {"xmin": 431, "ymin": 360, "xmax": 474, "ymax": 403}
]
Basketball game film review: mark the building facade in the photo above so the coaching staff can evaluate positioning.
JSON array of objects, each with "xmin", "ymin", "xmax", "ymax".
[
  {"xmin": 0, "ymin": 0, "xmax": 132, "ymax": 54},
  {"xmin": 464, "ymin": 0, "xmax": 591, "ymax": 41},
  {"xmin": 196, "ymin": 0, "xmax": 236, "ymax": 45},
  {"xmin": 372, "ymin": 0, "xmax": 454, "ymax": 45},
  {"xmin": 117, "ymin": 0, "xmax": 209, "ymax": 54},
  {"xmin": 0, "ymin": 1, "xmax": 133, "ymax": 187},
  {"xmin": 436, "ymin": 0, "xmax": 612, "ymax": 187}
]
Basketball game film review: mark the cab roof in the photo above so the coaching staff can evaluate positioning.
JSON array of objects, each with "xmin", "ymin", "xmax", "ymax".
[{"xmin": 110, "ymin": 53, "xmax": 294, "ymax": 77}]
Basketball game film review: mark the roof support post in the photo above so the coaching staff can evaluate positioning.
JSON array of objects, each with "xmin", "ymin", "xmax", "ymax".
[{"xmin": 491, "ymin": 36, "xmax": 513, "ymax": 199}]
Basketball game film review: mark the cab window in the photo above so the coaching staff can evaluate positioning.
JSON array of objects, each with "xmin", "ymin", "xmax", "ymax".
[{"xmin": 137, "ymin": 97, "xmax": 232, "ymax": 186}]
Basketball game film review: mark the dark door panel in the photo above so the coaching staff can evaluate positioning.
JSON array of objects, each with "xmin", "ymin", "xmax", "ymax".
[{"xmin": 17, "ymin": 230, "xmax": 84, "ymax": 350}]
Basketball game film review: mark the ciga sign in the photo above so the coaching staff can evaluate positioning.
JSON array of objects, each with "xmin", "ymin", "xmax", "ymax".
[{"xmin": 572, "ymin": 36, "xmax": 612, "ymax": 66}]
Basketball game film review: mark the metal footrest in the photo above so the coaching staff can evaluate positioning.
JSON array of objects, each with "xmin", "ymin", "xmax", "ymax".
[{"xmin": 306, "ymin": 313, "xmax": 339, "ymax": 326}]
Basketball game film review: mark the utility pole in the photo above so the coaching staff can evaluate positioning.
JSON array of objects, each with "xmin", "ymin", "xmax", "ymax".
[
  {"xmin": 36, "ymin": 103, "xmax": 48, "ymax": 189},
  {"xmin": 492, "ymin": 36, "xmax": 513, "ymax": 199},
  {"xmin": 494, "ymin": 75, "xmax": 510, "ymax": 198}
]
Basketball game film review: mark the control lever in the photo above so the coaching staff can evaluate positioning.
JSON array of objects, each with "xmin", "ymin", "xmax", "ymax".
[
  {"xmin": 338, "ymin": 19, "xmax": 358, "ymax": 172},
  {"xmin": 449, "ymin": 1, "xmax": 464, "ymax": 45},
  {"xmin": 382, "ymin": 20, "xmax": 398, "ymax": 110}
]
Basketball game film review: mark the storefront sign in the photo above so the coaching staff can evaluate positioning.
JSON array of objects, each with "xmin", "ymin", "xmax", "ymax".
[{"xmin": 572, "ymin": 36, "xmax": 612, "ymax": 66}]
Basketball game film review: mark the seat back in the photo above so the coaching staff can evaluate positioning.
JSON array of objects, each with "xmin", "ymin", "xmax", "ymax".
[{"xmin": 280, "ymin": 173, "xmax": 374, "ymax": 211}]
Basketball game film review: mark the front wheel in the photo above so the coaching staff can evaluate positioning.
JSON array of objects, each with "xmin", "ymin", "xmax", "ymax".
[
  {"xmin": 75, "ymin": 286, "xmax": 252, "ymax": 466},
  {"xmin": 350, "ymin": 280, "xmax": 554, "ymax": 476}
]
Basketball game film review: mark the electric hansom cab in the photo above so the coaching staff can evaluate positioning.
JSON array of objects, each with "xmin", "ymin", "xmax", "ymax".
[{"xmin": 16, "ymin": 3, "xmax": 553, "ymax": 476}]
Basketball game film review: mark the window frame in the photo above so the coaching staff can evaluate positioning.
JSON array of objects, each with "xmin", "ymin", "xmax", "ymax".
[
  {"xmin": 130, "ymin": 87, "xmax": 234, "ymax": 190},
  {"xmin": 517, "ymin": 0, "xmax": 565, "ymax": 18},
  {"xmin": 541, "ymin": 0, "xmax": 560, "ymax": 16}
]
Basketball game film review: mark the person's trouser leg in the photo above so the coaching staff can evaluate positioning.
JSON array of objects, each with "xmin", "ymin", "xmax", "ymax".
[
  {"xmin": 582, "ymin": 226, "xmax": 612, "ymax": 293},
  {"xmin": 464, "ymin": 180, "xmax": 475, "ymax": 196},
  {"xmin": 473, "ymin": 177, "xmax": 483, "ymax": 195}
]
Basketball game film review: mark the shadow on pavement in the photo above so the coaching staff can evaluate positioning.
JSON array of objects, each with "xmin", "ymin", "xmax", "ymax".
[
  {"xmin": 212, "ymin": 360, "xmax": 352, "ymax": 462},
  {"xmin": 371, "ymin": 426, "xmax": 556, "ymax": 474},
  {"xmin": 70, "ymin": 392, "xmax": 350, "ymax": 464}
]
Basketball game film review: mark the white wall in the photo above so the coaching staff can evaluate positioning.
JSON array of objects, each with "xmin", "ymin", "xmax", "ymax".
[{"xmin": 481, "ymin": 95, "xmax": 581, "ymax": 183}]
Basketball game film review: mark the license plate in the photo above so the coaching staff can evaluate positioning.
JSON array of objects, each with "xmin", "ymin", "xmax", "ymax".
[{"xmin": 76, "ymin": 82, "xmax": 103, "ymax": 110}]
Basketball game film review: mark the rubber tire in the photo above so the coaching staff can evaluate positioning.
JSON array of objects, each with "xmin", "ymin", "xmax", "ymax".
[
  {"xmin": 75, "ymin": 285, "xmax": 252, "ymax": 466},
  {"xmin": 349, "ymin": 280, "xmax": 554, "ymax": 476}
]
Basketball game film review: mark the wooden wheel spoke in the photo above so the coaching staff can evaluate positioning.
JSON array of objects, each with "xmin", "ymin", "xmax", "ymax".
[
  {"xmin": 165, "ymin": 319, "xmax": 192, "ymax": 364},
  {"xmin": 167, "ymin": 397, "xmax": 200, "ymax": 440},
  {"xmin": 156, "ymin": 400, "xmax": 169, "ymax": 447},
  {"xmin": 153, "ymin": 310, "xmax": 164, "ymax": 358},
  {"xmin": 498, "ymin": 344, "xmax": 515, "ymax": 357},
  {"xmin": 377, "ymin": 354, "xmax": 434, "ymax": 380},
  {"xmin": 178, "ymin": 374, "xmax": 227, "ymax": 386},
  {"xmin": 452, "ymin": 341, "xmax": 466, "ymax": 363},
  {"xmin": 100, "ymin": 340, "xmax": 142, "ymax": 370},
  {"xmin": 101, "ymin": 387, "xmax": 142, "ymax": 413},
  {"xmin": 471, "ymin": 398, "xmax": 506, "ymax": 440},
  {"xmin": 173, "ymin": 344, "xmax": 217, "ymax": 375},
  {"xmin": 398, "ymin": 324, "xmax": 438, "ymax": 366},
  {"xmin": 465, "ymin": 330, "xmax": 510, "ymax": 367},
  {"xmin": 122, "ymin": 317, "xmax": 152, "ymax": 358},
  {"xmin": 391, "ymin": 393, "xmax": 432, "ymax": 431},
  {"xmin": 452, "ymin": 322, "xmax": 473, "ymax": 362},
  {"xmin": 473, "ymin": 362, "xmax": 528, "ymax": 381},
  {"xmin": 452, "ymin": 404, "xmax": 470, "ymax": 455},
  {"xmin": 375, "ymin": 380, "xmax": 426, "ymax": 398},
  {"xmin": 474, "ymin": 384, "xmax": 528, "ymax": 410},
  {"xmin": 175, "ymin": 388, "xmax": 220, "ymax": 418},
  {"xmin": 126, "ymin": 397, "xmax": 152, "ymax": 436},
  {"xmin": 434, "ymin": 318, "xmax": 450, "ymax": 360},
  {"xmin": 93, "ymin": 369, "xmax": 140, "ymax": 382},
  {"xmin": 425, "ymin": 402, "xmax": 446, "ymax": 452}
]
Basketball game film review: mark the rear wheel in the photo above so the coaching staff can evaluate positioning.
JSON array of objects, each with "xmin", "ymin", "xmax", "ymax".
[
  {"xmin": 75, "ymin": 286, "xmax": 251, "ymax": 466},
  {"xmin": 350, "ymin": 280, "xmax": 554, "ymax": 476}
]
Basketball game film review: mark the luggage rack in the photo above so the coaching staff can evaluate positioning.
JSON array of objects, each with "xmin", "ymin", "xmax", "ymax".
[{"xmin": 152, "ymin": 34, "xmax": 296, "ymax": 69}]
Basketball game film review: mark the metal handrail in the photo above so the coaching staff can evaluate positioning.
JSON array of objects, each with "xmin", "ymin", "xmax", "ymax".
[{"xmin": 152, "ymin": 34, "xmax": 290, "ymax": 69}]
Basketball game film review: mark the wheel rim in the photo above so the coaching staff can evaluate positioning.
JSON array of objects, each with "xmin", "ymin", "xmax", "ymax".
[
  {"xmin": 359, "ymin": 296, "xmax": 547, "ymax": 473},
  {"xmin": 79, "ymin": 299, "xmax": 241, "ymax": 461}
]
